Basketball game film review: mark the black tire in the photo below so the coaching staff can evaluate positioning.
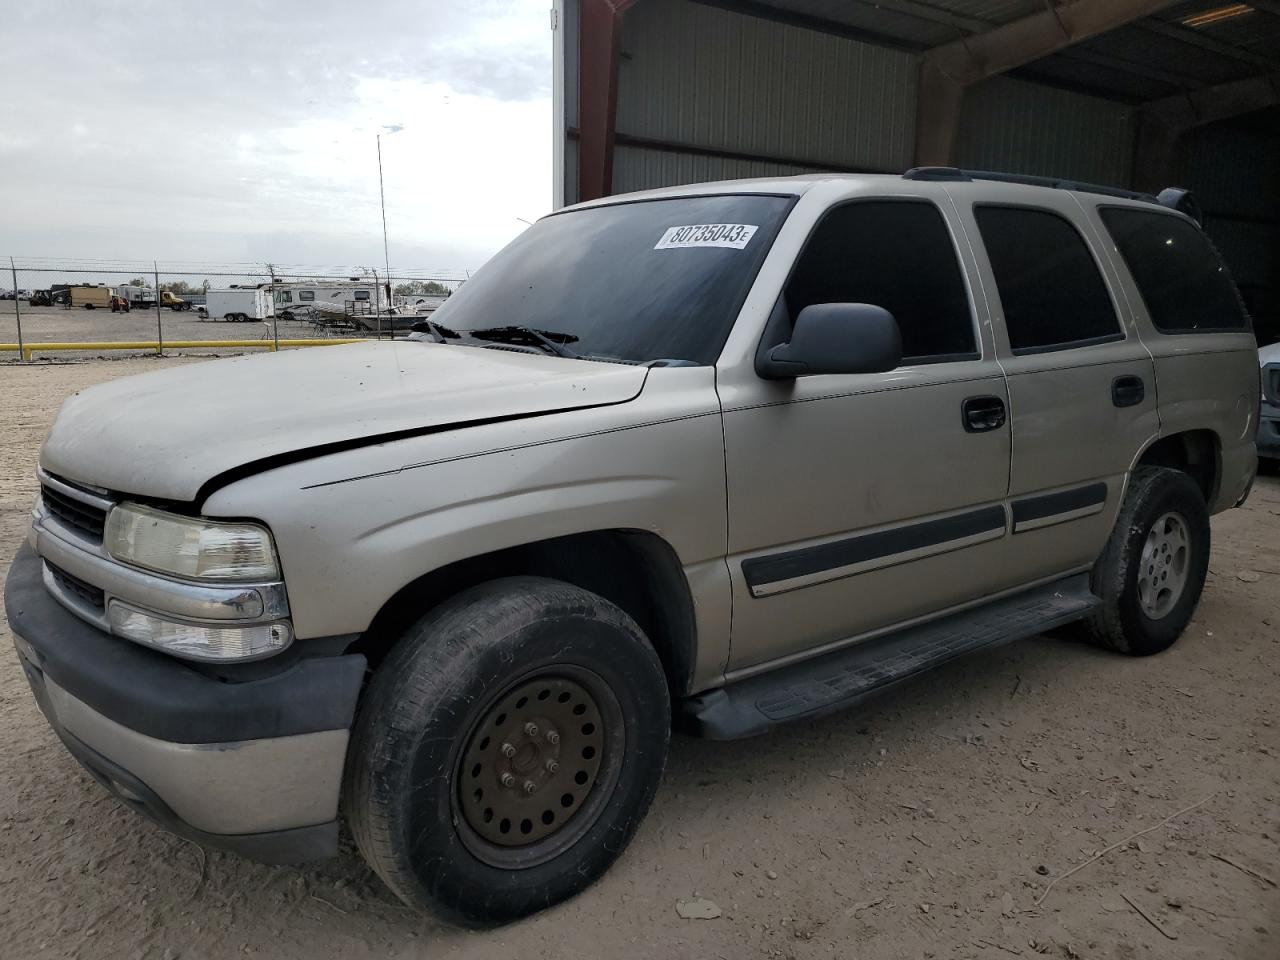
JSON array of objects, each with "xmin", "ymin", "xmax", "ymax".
[
  {"xmin": 1085, "ymin": 466, "xmax": 1210, "ymax": 656},
  {"xmin": 344, "ymin": 576, "xmax": 670, "ymax": 926}
]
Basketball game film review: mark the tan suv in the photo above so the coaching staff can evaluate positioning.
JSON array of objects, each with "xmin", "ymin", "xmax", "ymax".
[{"xmin": 6, "ymin": 169, "xmax": 1259, "ymax": 925}]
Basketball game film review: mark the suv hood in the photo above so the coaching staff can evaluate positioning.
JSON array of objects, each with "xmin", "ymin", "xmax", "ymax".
[{"xmin": 41, "ymin": 341, "xmax": 648, "ymax": 502}]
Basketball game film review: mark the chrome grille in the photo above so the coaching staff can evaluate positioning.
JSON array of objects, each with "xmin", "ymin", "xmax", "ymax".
[{"xmin": 40, "ymin": 480, "xmax": 108, "ymax": 539}]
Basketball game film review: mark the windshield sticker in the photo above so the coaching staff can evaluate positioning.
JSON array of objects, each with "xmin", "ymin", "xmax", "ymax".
[{"xmin": 654, "ymin": 223, "xmax": 758, "ymax": 250}]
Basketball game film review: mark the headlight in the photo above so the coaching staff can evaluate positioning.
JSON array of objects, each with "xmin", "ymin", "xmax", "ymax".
[
  {"xmin": 108, "ymin": 600, "xmax": 292, "ymax": 661},
  {"xmin": 105, "ymin": 503, "xmax": 280, "ymax": 582}
]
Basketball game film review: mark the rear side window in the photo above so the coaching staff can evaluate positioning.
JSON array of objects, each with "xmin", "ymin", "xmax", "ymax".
[
  {"xmin": 1099, "ymin": 208, "xmax": 1248, "ymax": 333},
  {"xmin": 784, "ymin": 200, "xmax": 976, "ymax": 362},
  {"xmin": 976, "ymin": 206, "xmax": 1121, "ymax": 354}
]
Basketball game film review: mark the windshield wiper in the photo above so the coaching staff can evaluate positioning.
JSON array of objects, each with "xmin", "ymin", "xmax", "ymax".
[
  {"xmin": 409, "ymin": 319, "xmax": 461, "ymax": 343},
  {"xmin": 468, "ymin": 325, "xmax": 580, "ymax": 359}
]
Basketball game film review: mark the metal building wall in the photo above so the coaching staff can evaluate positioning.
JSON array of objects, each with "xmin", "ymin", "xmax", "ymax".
[
  {"xmin": 953, "ymin": 76, "xmax": 1136, "ymax": 187},
  {"xmin": 610, "ymin": 0, "xmax": 918, "ymax": 195},
  {"xmin": 1185, "ymin": 123, "xmax": 1280, "ymax": 342}
]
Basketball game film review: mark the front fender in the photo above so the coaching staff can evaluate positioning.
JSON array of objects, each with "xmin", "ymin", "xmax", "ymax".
[{"xmin": 202, "ymin": 367, "xmax": 729, "ymax": 649}]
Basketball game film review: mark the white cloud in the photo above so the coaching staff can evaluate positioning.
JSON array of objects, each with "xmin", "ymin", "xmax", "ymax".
[{"xmin": 0, "ymin": 0, "xmax": 552, "ymax": 274}]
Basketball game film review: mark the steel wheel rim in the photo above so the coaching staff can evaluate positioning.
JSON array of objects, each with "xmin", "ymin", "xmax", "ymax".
[
  {"xmin": 1137, "ymin": 511, "xmax": 1190, "ymax": 620},
  {"xmin": 452, "ymin": 665, "xmax": 624, "ymax": 869}
]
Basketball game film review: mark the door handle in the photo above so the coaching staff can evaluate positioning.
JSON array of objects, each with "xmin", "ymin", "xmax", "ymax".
[
  {"xmin": 1112, "ymin": 375, "xmax": 1145, "ymax": 408},
  {"xmin": 962, "ymin": 395, "xmax": 1006, "ymax": 433}
]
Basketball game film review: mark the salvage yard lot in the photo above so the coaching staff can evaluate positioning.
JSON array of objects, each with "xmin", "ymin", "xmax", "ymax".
[
  {"xmin": 0, "ymin": 303, "xmax": 368, "ymax": 358},
  {"xmin": 0, "ymin": 357, "xmax": 1277, "ymax": 960}
]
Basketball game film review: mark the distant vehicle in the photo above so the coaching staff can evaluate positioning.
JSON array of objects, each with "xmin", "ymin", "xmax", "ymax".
[
  {"xmin": 202, "ymin": 286, "xmax": 274, "ymax": 322},
  {"xmin": 274, "ymin": 280, "xmax": 377, "ymax": 319},
  {"xmin": 114, "ymin": 285, "xmax": 193, "ymax": 311},
  {"xmin": 69, "ymin": 285, "xmax": 111, "ymax": 310},
  {"xmin": 1259, "ymin": 342, "xmax": 1280, "ymax": 463},
  {"xmin": 110, "ymin": 295, "xmax": 131, "ymax": 313},
  {"xmin": 0, "ymin": 290, "xmax": 13, "ymax": 300},
  {"xmin": 28, "ymin": 290, "xmax": 52, "ymax": 306}
]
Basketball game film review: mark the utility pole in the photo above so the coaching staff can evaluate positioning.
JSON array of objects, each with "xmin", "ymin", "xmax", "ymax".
[
  {"xmin": 10, "ymin": 257, "xmax": 23, "ymax": 362},
  {"xmin": 267, "ymin": 263, "xmax": 279, "ymax": 351},
  {"xmin": 153, "ymin": 261, "xmax": 164, "ymax": 356},
  {"xmin": 378, "ymin": 133, "xmax": 393, "ymax": 337}
]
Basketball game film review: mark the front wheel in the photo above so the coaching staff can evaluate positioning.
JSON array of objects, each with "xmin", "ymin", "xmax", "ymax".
[
  {"xmin": 344, "ymin": 577, "xmax": 670, "ymax": 926},
  {"xmin": 1086, "ymin": 466, "xmax": 1211, "ymax": 655}
]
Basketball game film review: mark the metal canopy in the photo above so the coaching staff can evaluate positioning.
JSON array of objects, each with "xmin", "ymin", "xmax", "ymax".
[{"xmin": 699, "ymin": 0, "xmax": 1280, "ymax": 109}]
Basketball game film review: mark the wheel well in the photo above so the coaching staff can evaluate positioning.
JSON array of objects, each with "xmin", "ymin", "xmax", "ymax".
[
  {"xmin": 1136, "ymin": 430, "xmax": 1220, "ymax": 503},
  {"xmin": 351, "ymin": 530, "xmax": 698, "ymax": 698}
]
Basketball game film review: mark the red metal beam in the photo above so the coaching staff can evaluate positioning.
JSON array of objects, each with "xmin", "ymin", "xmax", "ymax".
[{"xmin": 578, "ymin": 0, "xmax": 639, "ymax": 202}]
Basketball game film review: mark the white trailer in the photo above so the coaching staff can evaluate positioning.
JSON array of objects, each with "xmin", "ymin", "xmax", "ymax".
[{"xmin": 203, "ymin": 286, "xmax": 275, "ymax": 322}]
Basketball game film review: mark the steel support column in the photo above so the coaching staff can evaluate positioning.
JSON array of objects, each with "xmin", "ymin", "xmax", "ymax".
[
  {"xmin": 578, "ymin": 0, "xmax": 638, "ymax": 202},
  {"xmin": 914, "ymin": 0, "xmax": 1179, "ymax": 167}
]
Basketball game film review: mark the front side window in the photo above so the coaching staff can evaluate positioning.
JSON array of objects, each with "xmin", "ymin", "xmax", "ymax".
[
  {"xmin": 429, "ymin": 193, "xmax": 792, "ymax": 365},
  {"xmin": 299, "ymin": 290, "xmax": 315, "ymax": 302},
  {"xmin": 783, "ymin": 200, "xmax": 976, "ymax": 362},
  {"xmin": 276, "ymin": 290, "xmax": 292, "ymax": 304},
  {"xmin": 976, "ymin": 206, "xmax": 1121, "ymax": 353},
  {"xmin": 1100, "ymin": 208, "xmax": 1248, "ymax": 333}
]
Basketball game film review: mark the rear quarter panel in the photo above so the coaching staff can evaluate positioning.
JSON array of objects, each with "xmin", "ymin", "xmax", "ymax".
[
  {"xmin": 1076, "ymin": 198, "xmax": 1258, "ymax": 513},
  {"xmin": 1145, "ymin": 335, "xmax": 1259, "ymax": 511}
]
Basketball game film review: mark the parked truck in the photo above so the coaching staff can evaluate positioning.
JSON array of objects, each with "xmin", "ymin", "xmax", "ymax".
[
  {"xmin": 115, "ymin": 285, "xmax": 193, "ymax": 311},
  {"xmin": 69, "ymin": 285, "xmax": 111, "ymax": 310},
  {"xmin": 201, "ymin": 286, "xmax": 275, "ymax": 322}
]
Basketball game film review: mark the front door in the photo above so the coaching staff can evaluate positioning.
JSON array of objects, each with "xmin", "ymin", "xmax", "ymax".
[{"xmin": 718, "ymin": 195, "xmax": 1014, "ymax": 674}]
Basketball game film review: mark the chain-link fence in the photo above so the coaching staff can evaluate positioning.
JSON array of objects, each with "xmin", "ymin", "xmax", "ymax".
[{"xmin": 1, "ymin": 258, "xmax": 469, "ymax": 360}]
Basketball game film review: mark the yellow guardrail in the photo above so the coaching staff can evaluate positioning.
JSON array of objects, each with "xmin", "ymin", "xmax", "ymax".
[{"xmin": 0, "ymin": 338, "xmax": 372, "ymax": 361}]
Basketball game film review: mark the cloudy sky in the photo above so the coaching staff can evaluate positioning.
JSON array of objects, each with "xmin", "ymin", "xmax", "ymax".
[{"xmin": 1, "ymin": 0, "xmax": 552, "ymax": 277}]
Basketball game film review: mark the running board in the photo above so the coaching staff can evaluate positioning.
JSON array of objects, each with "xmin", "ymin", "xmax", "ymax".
[{"xmin": 682, "ymin": 574, "xmax": 1098, "ymax": 740}]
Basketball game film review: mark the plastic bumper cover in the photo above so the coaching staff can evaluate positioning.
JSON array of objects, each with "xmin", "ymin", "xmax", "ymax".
[{"xmin": 5, "ymin": 542, "xmax": 365, "ymax": 863}]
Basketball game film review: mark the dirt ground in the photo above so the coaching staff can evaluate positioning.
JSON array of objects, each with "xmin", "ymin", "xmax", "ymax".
[{"xmin": 1, "ymin": 357, "xmax": 1277, "ymax": 960}]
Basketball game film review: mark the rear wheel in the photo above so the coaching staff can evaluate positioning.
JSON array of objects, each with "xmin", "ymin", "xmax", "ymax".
[
  {"xmin": 1086, "ymin": 466, "xmax": 1210, "ymax": 655},
  {"xmin": 345, "ymin": 577, "xmax": 670, "ymax": 926}
]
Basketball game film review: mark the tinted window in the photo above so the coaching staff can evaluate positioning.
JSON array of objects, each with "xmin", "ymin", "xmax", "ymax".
[
  {"xmin": 976, "ymin": 206, "xmax": 1120, "ymax": 353},
  {"xmin": 299, "ymin": 290, "xmax": 315, "ymax": 302},
  {"xmin": 430, "ymin": 194, "xmax": 792, "ymax": 365},
  {"xmin": 784, "ymin": 201, "xmax": 975, "ymax": 361},
  {"xmin": 1100, "ymin": 208, "xmax": 1248, "ymax": 333}
]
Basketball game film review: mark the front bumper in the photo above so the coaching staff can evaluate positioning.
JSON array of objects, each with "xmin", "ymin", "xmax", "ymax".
[
  {"xmin": 5, "ymin": 543, "xmax": 365, "ymax": 863},
  {"xmin": 1258, "ymin": 410, "xmax": 1280, "ymax": 460}
]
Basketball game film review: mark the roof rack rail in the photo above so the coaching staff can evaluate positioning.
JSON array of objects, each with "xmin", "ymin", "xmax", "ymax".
[
  {"xmin": 901, "ymin": 167, "xmax": 1201, "ymax": 225},
  {"xmin": 901, "ymin": 166, "xmax": 970, "ymax": 182}
]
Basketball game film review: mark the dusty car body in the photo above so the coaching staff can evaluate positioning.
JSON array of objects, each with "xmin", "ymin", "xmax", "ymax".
[{"xmin": 7, "ymin": 170, "xmax": 1258, "ymax": 924}]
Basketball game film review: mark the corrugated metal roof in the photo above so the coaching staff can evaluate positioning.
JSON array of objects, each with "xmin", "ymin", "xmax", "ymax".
[
  {"xmin": 753, "ymin": 0, "xmax": 956, "ymax": 47},
  {"xmin": 705, "ymin": 0, "xmax": 1280, "ymax": 104},
  {"xmin": 1081, "ymin": 24, "xmax": 1262, "ymax": 88}
]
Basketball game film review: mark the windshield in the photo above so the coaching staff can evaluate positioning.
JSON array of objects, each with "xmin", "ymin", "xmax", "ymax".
[{"xmin": 429, "ymin": 194, "xmax": 792, "ymax": 364}]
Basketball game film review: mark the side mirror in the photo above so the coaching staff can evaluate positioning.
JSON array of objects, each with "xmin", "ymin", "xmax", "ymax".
[{"xmin": 757, "ymin": 303, "xmax": 902, "ymax": 379}]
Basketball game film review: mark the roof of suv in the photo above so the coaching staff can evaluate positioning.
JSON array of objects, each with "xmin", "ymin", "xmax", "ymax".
[{"xmin": 562, "ymin": 168, "xmax": 1194, "ymax": 223}]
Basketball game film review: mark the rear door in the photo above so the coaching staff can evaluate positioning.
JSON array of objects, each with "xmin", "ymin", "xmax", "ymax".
[{"xmin": 951, "ymin": 186, "xmax": 1159, "ymax": 582}]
